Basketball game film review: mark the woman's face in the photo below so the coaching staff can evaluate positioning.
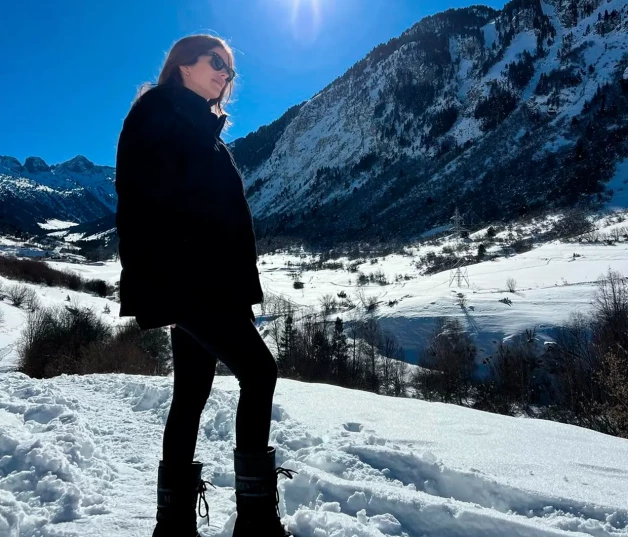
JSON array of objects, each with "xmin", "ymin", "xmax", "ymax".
[{"xmin": 180, "ymin": 47, "xmax": 232, "ymax": 101}]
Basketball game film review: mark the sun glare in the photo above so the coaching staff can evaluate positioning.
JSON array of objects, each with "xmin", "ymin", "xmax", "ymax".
[{"xmin": 282, "ymin": 0, "xmax": 323, "ymax": 43}]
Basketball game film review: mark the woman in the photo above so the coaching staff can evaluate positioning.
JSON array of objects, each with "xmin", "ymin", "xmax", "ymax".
[{"xmin": 115, "ymin": 35, "xmax": 296, "ymax": 537}]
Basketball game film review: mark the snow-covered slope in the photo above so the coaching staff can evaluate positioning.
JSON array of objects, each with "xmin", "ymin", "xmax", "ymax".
[
  {"xmin": 1, "ymin": 371, "xmax": 627, "ymax": 537},
  {"xmin": 230, "ymin": 0, "xmax": 628, "ymax": 243},
  {"xmin": 0, "ymin": 155, "xmax": 115, "ymax": 234}
]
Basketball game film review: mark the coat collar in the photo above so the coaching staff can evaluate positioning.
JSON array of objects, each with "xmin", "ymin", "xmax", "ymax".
[{"xmin": 150, "ymin": 82, "xmax": 227, "ymax": 137}]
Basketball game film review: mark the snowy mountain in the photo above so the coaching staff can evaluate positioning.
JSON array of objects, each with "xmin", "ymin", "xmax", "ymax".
[
  {"xmin": 0, "ymin": 155, "xmax": 115, "ymax": 234},
  {"xmin": 231, "ymin": 0, "xmax": 628, "ymax": 244},
  {"xmin": 3, "ymin": 0, "xmax": 628, "ymax": 249}
]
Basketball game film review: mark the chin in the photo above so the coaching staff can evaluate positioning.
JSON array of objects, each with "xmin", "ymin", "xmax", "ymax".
[{"xmin": 205, "ymin": 89, "xmax": 221, "ymax": 101}]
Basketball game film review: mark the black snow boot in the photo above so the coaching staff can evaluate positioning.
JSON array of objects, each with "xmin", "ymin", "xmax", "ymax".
[
  {"xmin": 232, "ymin": 446, "xmax": 298, "ymax": 537},
  {"xmin": 152, "ymin": 460, "xmax": 215, "ymax": 537}
]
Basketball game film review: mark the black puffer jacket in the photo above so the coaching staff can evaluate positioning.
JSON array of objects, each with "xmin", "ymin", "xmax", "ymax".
[{"xmin": 115, "ymin": 82, "xmax": 263, "ymax": 330}]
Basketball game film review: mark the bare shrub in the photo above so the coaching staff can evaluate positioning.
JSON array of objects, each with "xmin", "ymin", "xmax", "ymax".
[
  {"xmin": 84, "ymin": 320, "xmax": 172, "ymax": 376},
  {"xmin": 380, "ymin": 330, "xmax": 407, "ymax": 396},
  {"xmin": 319, "ymin": 294, "xmax": 338, "ymax": 316},
  {"xmin": 6, "ymin": 283, "xmax": 29, "ymax": 307},
  {"xmin": 594, "ymin": 269, "xmax": 628, "ymax": 351},
  {"xmin": 596, "ymin": 349, "xmax": 628, "ymax": 437},
  {"xmin": 23, "ymin": 287, "xmax": 41, "ymax": 312},
  {"xmin": 412, "ymin": 318, "xmax": 476, "ymax": 404},
  {"xmin": 17, "ymin": 305, "xmax": 171, "ymax": 378},
  {"xmin": 83, "ymin": 278, "xmax": 114, "ymax": 297},
  {"xmin": 506, "ymin": 277, "xmax": 517, "ymax": 293},
  {"xmin": 489, "ymin": 329, "xmax": 544, "ymax": 413},
  {"xmin": 18, "ymin": 305, "xmax": 112, "ymax": 378},
  {"xmin": 372, "ymin": 269, "xmax": 389, "ymax": 285}
]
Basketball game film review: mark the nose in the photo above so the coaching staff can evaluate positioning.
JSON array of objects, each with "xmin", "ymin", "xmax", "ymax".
[{"xmin": 218, "ymin": 70, "xmax": 228, "ymax": 79}]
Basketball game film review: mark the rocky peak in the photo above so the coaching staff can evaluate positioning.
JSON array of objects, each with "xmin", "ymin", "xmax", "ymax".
[
  {"xmin": 23, "ymin": 156, "xmax": 50, "ymax": 173},
  {"xmin": 55, "ymin": 155, "xmax": 95, "ymax": 174},
  {"xmin": 0, "ymin": 156, "xmax": 25, "ymax": 174}
]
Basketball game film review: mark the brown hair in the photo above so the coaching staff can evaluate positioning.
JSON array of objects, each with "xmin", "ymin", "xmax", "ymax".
[{"xmin": 140, "ymin": 34, "xmax": 235, "ymax": 117}]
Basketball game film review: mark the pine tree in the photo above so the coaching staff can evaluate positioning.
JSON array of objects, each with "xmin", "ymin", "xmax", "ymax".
[
  {"xmin": 331, "ymin": 317, "xmax": 349, "ymax": 386},
  {"xmin": 278, "ymin": 315, "xmax": 299, "ymax": 377},
  {"xmin": 311, "ymin": 328, "xmax": 332, "ymax": 381}
]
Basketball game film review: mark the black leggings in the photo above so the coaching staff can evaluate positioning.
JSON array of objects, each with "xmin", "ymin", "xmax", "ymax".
[{"xmin": 162, "ymin": 309, "xmax": 278, "ymax": 464}]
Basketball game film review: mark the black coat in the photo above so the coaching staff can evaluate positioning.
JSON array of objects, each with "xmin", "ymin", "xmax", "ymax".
[{"xmin": 115, "ymin": 82, "xmax": 263, "ymax": 330}]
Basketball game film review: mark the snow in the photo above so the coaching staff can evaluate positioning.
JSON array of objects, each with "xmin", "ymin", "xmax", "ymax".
[
  {"xmin": 37, "ymin": 220, "xmax": 79, "ymax": 231},
  {"xmin": 450, "ymin": 115, "xmax": 483, "ymax": 147},
  {"xmin": 0, "ymin": 209, "xmax": 628, "ymax": 535},
  {"xmin": 606, "ymin": 158, "xmax": 628, "ymax": 210},
  {"xmin": 481, "ymin": 20, "xmax": 498, "ymax": 49},
  {"xmin": 1, "ymin": 371, "xmax": 627, "ymax": 537},
  {"xmin": 484, "ymin": 31, "xmax": 537, "ymax": 84}
]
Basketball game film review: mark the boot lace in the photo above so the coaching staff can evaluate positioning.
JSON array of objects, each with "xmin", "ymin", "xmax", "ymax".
[
  {"xmin": 197, "ymin": 479, "xmax": 216, "ymax": 526},
  {"xmin": 274, "ymin": 467, "xmax": 298, "ymax": 519}
]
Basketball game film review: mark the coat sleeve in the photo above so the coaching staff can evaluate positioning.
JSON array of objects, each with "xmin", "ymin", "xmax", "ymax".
[{"xmin": 115, "ymin": 92, "xmax": 211, "ymax": 239}]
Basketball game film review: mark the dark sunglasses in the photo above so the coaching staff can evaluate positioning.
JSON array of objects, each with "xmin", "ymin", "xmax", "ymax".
[{"xmin": 206, "ymin": 51, "xmax": 236, "ymax": 83}]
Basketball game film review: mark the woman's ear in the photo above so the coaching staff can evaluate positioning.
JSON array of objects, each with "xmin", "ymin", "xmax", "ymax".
[{"xmin": 179, "ymin": 65, "xmax": 190, "ymax": 77}]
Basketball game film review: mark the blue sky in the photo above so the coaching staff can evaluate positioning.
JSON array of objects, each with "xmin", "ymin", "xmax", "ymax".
[{"xmin": 0, "ymin": 0, "xmax": 505, "ymax": 167}]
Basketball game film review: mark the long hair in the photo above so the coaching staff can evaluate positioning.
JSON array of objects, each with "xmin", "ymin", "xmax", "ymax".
[{"xmin": 140, "ymin": 34, "xmax": 235, "ymax": 117}]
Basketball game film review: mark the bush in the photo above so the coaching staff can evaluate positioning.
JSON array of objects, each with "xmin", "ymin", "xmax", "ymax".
[
  {"xmin": 83, "ymin": 321, "xmax": 172, "ymax": 376},
  {"xmin": 543, "ymin": 270, "xmax": 628, "ymax": 437},
  {"xmin": 293, "ymin": 281, "xmax": 304, "ymax": 289},
  {"xmin": 0, "ymin": 255, "xmax": 114, "ymax": 297},
  {"xmin": 6, "ymin": 283, "xmax": 29, "ymax": 307},
  {"xmin": 489, "ymin": 330, "xmax": 545, "ymax": 413},
  {"xmin": 506, "ymin": 278, "xmax": 517, "ymax": 293},
  {"xmin": 83, "ymin": 278, "xmax": 112, "ymax": 298},
  {"xmin": 23, "ymin": 287, "xmax": 41, "ymax": 312},
  {"xmin": 511, "ymin": 239, "xmax": 533, "ymax": 253},
  {"xmin": 412, "ymin": 318, "xmax": 476, "ymax": 404},
  {"xmin": 17, "ymin": 304, "xmax": 172, "ymax": 378},
  {"xmin": 551, "ymin": 210, "xmax": 593, "ymax": 239}
]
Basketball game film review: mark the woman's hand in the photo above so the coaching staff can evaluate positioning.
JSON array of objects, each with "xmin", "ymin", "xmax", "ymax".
[{"xmin": 170, "ymin": 324, "xmax": 176, "ymax": 328}]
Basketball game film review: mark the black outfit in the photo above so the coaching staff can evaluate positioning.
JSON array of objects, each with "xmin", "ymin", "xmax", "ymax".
[
  {"xmin": 115, "ymin": 82, "xmax": 263, "ymax": 331},
  {"xmin": 115, "ymin": 82, "xmax": 295, "ymax": 537},
  {"xmin": 168, "ymin": 311, "xmax": 277, "ymax": 456}
]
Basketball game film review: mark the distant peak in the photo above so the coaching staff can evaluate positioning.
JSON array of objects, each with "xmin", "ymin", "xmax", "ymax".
[
  {"xmin": 23, "ymin": 156, "xmax": 50, "ymax": 173},
  {"xmin": 56, "ymin": 155, "xmax": 96, "ymax": 173},
  {"xmin": 0, "ymin": 156, "xmax": 24, "ymax": 173}
]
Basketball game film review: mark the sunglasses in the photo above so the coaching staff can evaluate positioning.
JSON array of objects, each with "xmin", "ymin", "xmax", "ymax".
[{"xmin": 206, "ymin": 51, "xmax": 236, "ymax": 83}]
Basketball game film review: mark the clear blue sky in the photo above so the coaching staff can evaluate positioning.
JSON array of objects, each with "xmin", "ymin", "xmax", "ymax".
[{"xmin": 0, "ymin": 0, "xmax": 505, "ymax": 167}]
